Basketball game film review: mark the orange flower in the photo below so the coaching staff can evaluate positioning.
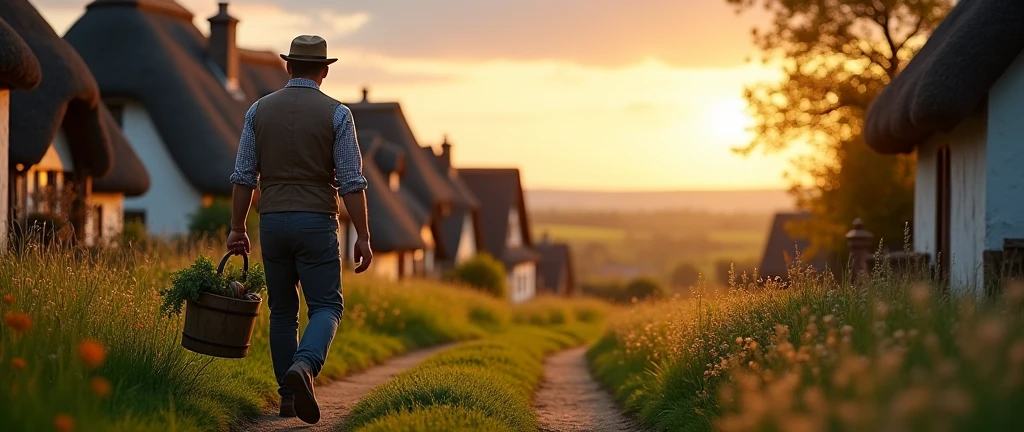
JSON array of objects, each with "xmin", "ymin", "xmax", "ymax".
[
  {"xmin": 10, "ymin": 357, "xmax": 26, "ymax": 370},
  {"xmin": 90, "ymin": 377, "xmax": 112, "ymax": 398},
  {"xmin": 53, "ymin": 414, "xmax": 74, "ymax": 432},
  {"xmin": 77, "ymin": 339, "xmax": 106, "ymax": 369},
  {"xmin": 3, "ymin": 312, "xmax": 32, "ymax": 333},
  {"xmin": 2, "ymin": 294, "xmax": 14, "ymax": 305}
]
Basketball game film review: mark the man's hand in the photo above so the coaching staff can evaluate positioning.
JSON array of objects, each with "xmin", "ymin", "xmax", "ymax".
[
  {"xmin": 353, "ymin": 239, "xmax": 373, "ymax": 273},
  {"xmin": 227, "ymin": 230, "xmax": 250, "ymax": 255}
]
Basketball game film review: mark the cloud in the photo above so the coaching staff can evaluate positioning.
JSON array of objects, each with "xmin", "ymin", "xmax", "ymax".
[{"xmin": 39, "ymin": 0, "xmax": 768, "ymax": 67}]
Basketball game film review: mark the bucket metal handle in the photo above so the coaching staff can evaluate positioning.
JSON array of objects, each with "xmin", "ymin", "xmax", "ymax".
[{"xmin": 217, "ymin": 252, "xmax": 248, "ymax": 282}]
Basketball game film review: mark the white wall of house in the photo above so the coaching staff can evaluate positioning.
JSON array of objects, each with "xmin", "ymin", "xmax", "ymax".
[
  {"xmin": 507, "ymin": 207, "xmax": 523, "ymax": 248},
  {"xmin": 986, "ymin": 51, "xmax": 1024, "ymax": 252},
  {"xmin": 85, "ymin": 193, "xmax": 125, "ymax": 246},
  {"xmin": 119, "ymin": 102, "xmax": 203, "ymax": 236},
  {"xmin": 508, "ymin": 261, "xmax": 536, "ymax": 304},
  {"xmin": 916, "ymin": 117, "xmax": 987, "ymax": 292},
  {"xmin": 418, "ymin": 224, "xmax": 435, "ymax": 275},
  {"xmin": 373, "ymin": 251, "xmax": 401, "ymax": 281},
  {"xmin": 455, "ymin": 211, "xmax": 477, "ymax": 264}
]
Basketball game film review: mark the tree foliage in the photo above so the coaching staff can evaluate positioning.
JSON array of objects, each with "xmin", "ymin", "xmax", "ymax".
[{"xmin": 727, "ymin": 0, "xmax": 951, "ymax": 253}]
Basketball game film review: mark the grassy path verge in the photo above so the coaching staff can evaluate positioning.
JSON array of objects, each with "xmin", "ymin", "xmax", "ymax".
[
  {"xmin": 345, "ymin": 299, "xmax": 611, "ymax": 432},
  {"xmin": 243, "ymin": 343, "xmax": 457, "ymax": 432},
  {"xmin": 533, "ymin": 347, "xmax": 643, "ymax": 432}
]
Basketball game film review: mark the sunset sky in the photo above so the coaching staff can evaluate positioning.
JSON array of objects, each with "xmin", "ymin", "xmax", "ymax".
[{"xmin": 35, "ymin": 0, "xmax": 807, "ymax": 191}]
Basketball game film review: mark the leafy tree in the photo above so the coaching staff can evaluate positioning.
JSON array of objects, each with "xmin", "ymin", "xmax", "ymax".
[
  {"xmin": 670, "ymin": 262, "xmax": 701, "ymax": 288},
  {"xmin": 727, "ymin": 0, "xmax": 951, "ymax": 254}
]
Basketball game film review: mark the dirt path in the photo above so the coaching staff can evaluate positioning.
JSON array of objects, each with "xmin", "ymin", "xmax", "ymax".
[
  {"xmin": 533, "ymin": 347, "xmax": 646, "ymax": 432},
  {"xmin": 243, "ymin": 344, "xmax": 455, "ymax": 432}
]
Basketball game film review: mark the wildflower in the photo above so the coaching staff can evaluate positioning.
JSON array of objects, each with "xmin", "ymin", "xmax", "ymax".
[
  {"xmin": 3, "ymin": 312, "xmax": 32, "ymax": 333},
  {"xmin": 91, "ymin": 377, "xmax": 112, "ymax": 398},
  {"xmin": 11, "ymin": 358, "xmax": 26, "ymax": 370},
  {"xmin": 53, "ymin": 414, "xmax": 74, "ymax": 432},
  {"xmin": 2, "ymin": 294, "xmax": 13, "ymax": 305},
  {"xmin": 77, "ymin": 339, "xmax": 106, "ymax": 369},
  {"xmin": 910, "ymin": 283, "xmax": 930, "ymax": 307}
]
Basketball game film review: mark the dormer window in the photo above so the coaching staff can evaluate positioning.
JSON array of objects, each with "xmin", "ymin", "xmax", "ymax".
[{"xmin": 389, "ymin": 172, "xmax": 400, "ymax": 191}]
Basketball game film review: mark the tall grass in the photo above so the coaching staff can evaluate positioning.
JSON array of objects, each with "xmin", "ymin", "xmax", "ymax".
[
  {"xmin": 0, "ymin": 240, "xmax": 507, "ymax": 431},
  {"xmin": 589, "ymin": 261, "xmax": 1024, "ymax": 431}
]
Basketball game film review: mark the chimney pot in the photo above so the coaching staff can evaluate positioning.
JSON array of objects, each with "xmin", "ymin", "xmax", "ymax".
[
  {"xmin": 361, "ymin": 87, "xmax": 369, "ymax": 102},
  {"xmin": 208, "ymin": 2, "xmax": 239, "ymax": 88},
  {"xmin": 439, "ymin": 134, "xmax": 452, "ymax": 173}
]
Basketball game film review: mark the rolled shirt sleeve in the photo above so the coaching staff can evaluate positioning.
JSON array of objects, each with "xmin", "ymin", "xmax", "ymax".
[
  {"xmin": 333, "ymin": 104, "xmax": 369, "ymax": 195},
  {"xmin": 229, "ymin": 101, "xmax": 260, "ymax": 188}
]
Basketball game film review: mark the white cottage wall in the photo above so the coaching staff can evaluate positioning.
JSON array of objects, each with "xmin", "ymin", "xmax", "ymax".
[
  {"xmin": 986, "ymin": 51, "xmax": 1024, "ymax": 253},
  {"xmin": 918, "ymin": 117, "xmax": 987, "ymax": 292},
  {"xmin": 119, "ymin": 102, "xmax": 203, "ymax": 236},
  {"xmin": 948, "ymin": 118, "xmax": 987, "ymax": 292},
  {"xmin": 914, "ymin": 140, "xmax": 938, "ymax": 256}
]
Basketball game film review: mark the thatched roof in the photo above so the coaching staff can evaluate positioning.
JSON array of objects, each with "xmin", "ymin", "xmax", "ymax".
[
  {"xmin": 460, "ymin": 168, "xmax": 538, "ymax": 268},
  {"xmin": 1, "ymin": 0, "xmax": 115, "ymax": 176},
  {"xmin": 758, "ymin": 212, "xmax": 827, "ymax": 280},
  {"xmin": 865, "ymin": 0, "xmax": 1024, "ymax": 153},
  {"xmin": 65, "ymin": 0, "xmax": 288, "ymax": 195},
  {"xmin": 360, "ymin": 133, "xmax": 425, "ymax": 252},
  {"xmin": 535, "ymin": 239, "xmax": 575, "ymax": 295},
  {"xmin": 0, "ymin": 16, "xmax": 41, "ymax": 90},
  {"xmin": 346, "ymin": 99, "xmax": 456, "ymax": 209},
  {"xmin": 420, "ymin": 144, "xmax": 482, "ymax": 262},
  {"xmin": 93, "ymin": 107, "xmax": 150, "ymax": 196}
]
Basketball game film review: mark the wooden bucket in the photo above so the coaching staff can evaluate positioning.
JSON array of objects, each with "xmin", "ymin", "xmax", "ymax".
[{"xmin": 181, "ymin": 253, "xmax": 262, "ymax": 358}]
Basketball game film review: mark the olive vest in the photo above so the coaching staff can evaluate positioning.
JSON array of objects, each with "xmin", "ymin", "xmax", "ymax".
[{"xmin": 253, "ymin": 86, "xmax": 341, "ymax": 214}]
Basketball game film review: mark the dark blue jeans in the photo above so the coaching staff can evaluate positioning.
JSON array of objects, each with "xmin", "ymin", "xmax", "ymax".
[{"xmin": 259, "ymin": 212, "xmax": 344, "ymax": 399}]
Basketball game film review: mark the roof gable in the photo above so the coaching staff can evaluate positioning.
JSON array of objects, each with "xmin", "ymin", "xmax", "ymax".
[
  {"xmin": 459, "ymin": 168, "xmax": 533, "ymax": 261},
  {"xmin": 865, "ymin": 0, "xmax": 1024, "ymax": 153},
  {"xmin": 359, "ymin": 131, "xmax": 427, "ymax": 252}
]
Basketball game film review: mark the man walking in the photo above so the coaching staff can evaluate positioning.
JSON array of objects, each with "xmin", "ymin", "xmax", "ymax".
[{"xmin": 227, "ymin": 35, "xmax": 372, "ymax": 425}]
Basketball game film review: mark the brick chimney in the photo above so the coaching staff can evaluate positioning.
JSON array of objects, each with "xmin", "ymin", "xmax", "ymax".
[
  {"xmin": 208, "ymin": 2, "xmax": 239, "ymax": 88},
  {"xmin": 439, "ymin": 134, "xmax": 452, "ymax": 173}
]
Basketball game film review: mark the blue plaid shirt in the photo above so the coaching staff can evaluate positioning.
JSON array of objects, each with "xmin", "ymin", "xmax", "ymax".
[{"xmin": 229, "ymin": 78, "xmax": 368, "ymax": 195}]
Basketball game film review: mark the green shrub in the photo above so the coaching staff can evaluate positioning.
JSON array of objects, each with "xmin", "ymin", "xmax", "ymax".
[
  {"xmin": 187, "ymin": 200, "xmax": 231, "ymax": 238},
  {"xmin": 451, "ymin": 253, "xmax": 507, "ymax": 298},
  {"xmin": 582, "ymin": 277, "xmax": 665, "ymax": 304}
]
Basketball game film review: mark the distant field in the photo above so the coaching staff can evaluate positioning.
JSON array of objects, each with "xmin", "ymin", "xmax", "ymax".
[
  {"xmin": 534, "ymin": 223, "xmax": 627, "ymax": 243},
  {"xmin": 532, "ymin": 211, "xmax": 772, "ymax": 288}
]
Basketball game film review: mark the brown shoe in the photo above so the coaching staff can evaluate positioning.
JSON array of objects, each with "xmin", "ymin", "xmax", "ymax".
[
  {"xmin": 279, "ymin": 396, "xmax": 296, "ymax": 418},
  {"xmin": 283, "ymin": 361, "xmax": 320, "ymax": 424}
]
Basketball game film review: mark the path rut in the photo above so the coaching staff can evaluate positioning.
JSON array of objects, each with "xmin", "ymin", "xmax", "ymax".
[
  {"xmin": 243, "ymin": 344, "xmax": 454, "ymax": 432},
  {"xmin": 533, "ymin": 347, "xmax": 645, "ymax": 432}
]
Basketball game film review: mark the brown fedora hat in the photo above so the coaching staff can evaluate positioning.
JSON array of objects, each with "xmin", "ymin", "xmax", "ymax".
[{"xmin": 280, "ymin": 35, "xmax": 338, "ymax": 64}]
